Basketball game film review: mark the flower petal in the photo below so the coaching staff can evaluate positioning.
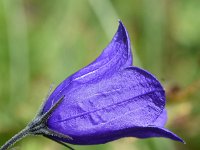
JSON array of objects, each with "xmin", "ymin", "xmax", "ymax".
[
  {"xmin": 151, "ymin": 109, "xmax": 167, "ymax": 127},
  {"xmin": 46, "ymin": 122, "xmax": 184, "ymax": 145},
  {"xmin": 40, "ymin": 21, "xmax": 184, "ymax": 146},
  {"xmin": 45, "ymin": 67, "xmax": 166, "ymax": 144},
  {"xmin": 72, "ymin": 20, "xmax": 132, "ymax": 81},
  {"xmin": 130, "ymin": 126, "xmax": 184, "ymax": 143},
  {"xmin": 43, "ymin": 21, "xmax": 132, "ymax": 113}
]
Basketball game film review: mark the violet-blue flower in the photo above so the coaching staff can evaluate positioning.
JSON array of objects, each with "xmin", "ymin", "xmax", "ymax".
[{"xmin": 0, "ymin": 21, "xmax": 184, "ymax": 150}]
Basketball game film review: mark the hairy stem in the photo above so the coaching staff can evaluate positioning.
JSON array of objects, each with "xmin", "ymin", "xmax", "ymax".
[{"xmin": 0, "ymin": 127, "xmax": 30, "ymax": 150}]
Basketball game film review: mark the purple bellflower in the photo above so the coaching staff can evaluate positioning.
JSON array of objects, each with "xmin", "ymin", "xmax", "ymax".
[{"xmin": 0, "ymin": 21, "xmax": 184, "ymax": 150}]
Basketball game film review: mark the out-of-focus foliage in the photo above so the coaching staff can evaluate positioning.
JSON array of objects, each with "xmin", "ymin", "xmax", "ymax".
[{"xmin": 0, "ymin": 0, "xmax": 199, "ymax": 150}]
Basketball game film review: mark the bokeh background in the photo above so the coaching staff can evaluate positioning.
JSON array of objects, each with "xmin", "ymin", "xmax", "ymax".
[{"xmin": 0, "ymin": 0, "xmax": 200, "ymax": 150}]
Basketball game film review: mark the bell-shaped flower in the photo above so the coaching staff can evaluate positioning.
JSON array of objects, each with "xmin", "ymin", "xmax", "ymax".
[
  {"xmin": 42, "ymin": 21, "xmax": 184, "ymax": 145},
  {"xmin": 0, "ymin": 21, "xmax": 184, "ymax": 150}
]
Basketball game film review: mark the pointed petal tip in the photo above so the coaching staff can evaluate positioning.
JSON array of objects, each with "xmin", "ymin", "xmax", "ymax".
[
  {"xmin": 115, "ymin": 20, "xmax": 131, "ymax": 49},
  {"xmin": 182, "ymin": 140, "xmax": 186, "ymax": 144},
  {"xmin": 176, "ymin": 136, "xmax": 185, "ymax": 144},
  {"xmin": 155, "ymin": 127, "xmax": 185, "ymax": 144},
  {"xmin": 117, "ymin": 19, "xmax": 126, "ymax": 31},
  {"xmin": 133, "ymin": 126, "xmax": 185, "ymax": 144},
  {"xmin": 118, "ymin": 19, "xmax": 123, "ymax": 24},
  {"xmin": 118, "ymin": 19, "xmax": 125, "ymax": 26},
  {"xmin": 154, "ymin": 127, "xmax": 185, "ymax": 144},
  {"xmin": 174, "ymin": 135, "xmax": 185, "ymax": 144}
]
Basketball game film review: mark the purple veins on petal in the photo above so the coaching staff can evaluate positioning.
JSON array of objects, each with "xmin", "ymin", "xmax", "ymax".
[
  {"xmin": 152, "ymin": 109, "xmax": 167, "ymax": 127},
  {"xmin": 41, "ymin": 20, "xmax": 184, "ymax": 145},
  {"xmin": 48, "ymin": 67, "xmax": 165, "ymax": 126}
]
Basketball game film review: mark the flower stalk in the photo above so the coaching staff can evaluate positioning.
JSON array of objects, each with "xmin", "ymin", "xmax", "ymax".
[
  {"xmin": 0, "ymin": 127, "xmax": 30, "ymax": 150},
  {"xmin": 0, "ymin": 96, "xmax": 73, "ymax": 150}
]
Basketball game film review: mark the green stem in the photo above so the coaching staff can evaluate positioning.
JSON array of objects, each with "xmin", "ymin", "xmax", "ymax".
[{"xmin": 0, "ymin": 127, "xmax": 30, "ymax": 150}]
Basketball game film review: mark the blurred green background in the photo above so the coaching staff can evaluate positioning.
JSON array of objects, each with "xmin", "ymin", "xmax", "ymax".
[{"xmin": 0, "ymin": 0, "xmax": 200, "ymax": 149}]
